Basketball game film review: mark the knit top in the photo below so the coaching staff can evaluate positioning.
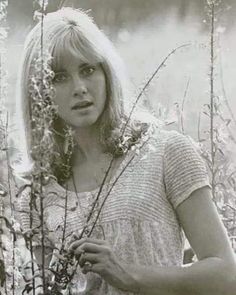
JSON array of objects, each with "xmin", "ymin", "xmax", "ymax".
[{"xmin": 19, "ymin": 128, "xmax": 210, "ymax": 294}]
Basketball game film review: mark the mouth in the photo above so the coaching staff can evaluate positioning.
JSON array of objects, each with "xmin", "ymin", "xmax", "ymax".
[{"xmin": 71, "ymin": 101, "xmax": 93, "ymax": 110}]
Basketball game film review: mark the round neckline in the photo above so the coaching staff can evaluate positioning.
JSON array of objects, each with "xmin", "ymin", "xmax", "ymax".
[{"xmin": 50, "ymin": 147, "xmax": 135, "ymax": 197}]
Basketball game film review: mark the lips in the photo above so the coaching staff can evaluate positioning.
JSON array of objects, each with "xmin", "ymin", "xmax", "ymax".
[{"xmin": 71, "ymin": 101, "xmax": 93, "ymax": 110}]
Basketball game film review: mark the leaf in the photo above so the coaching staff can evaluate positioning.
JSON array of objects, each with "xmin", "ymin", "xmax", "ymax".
[
  {"xmin": 218, "ymin": 148, "xmax": 225, "ymax": 156},
  {"xmin": 22, "ymin": 283, "xmax": 33, "ymax": 294},
  {"xmin": 0, "ymin": 215, "xmax": 16, "ymax": 240},
  {"xmin": 203, "ymin": 111, "xmax": 210, "ymax": 117}
]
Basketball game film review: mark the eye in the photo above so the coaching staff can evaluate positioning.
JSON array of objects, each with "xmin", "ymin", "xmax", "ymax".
[
  {"xmin": 52, "ymin": 72, "xmax": 69, "ymax": 83},
  {"xmin": 80, "ymin": 65, "xmax": 95, "ymax": 77}
]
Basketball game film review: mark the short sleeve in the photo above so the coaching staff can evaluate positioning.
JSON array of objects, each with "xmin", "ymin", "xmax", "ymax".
[{"xmin": 164, "ymin": 131, "xmax": 211, "ymax": 209}]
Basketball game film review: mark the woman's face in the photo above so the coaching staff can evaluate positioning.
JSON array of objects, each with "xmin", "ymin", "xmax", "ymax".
[{"xmin": 51, "ymin": 51, "xmax": 107, "ymax": 130}]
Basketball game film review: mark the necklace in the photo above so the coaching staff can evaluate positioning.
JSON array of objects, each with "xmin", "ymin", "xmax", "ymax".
[{"xmin": 71, "ymin": 169, "xmax": 107, "ymax": 238}]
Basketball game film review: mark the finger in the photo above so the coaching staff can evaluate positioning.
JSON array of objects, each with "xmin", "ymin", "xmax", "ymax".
[
  {"xmin": 78, "ymin": 252, "xmax": 99, "ymax": 267},
  {"xmin": 69, "ymin": 232, "xmax": 79, "ymax": 243},
  {"xmin": 82, "ymin": 238, "xmax": 106, "ymax": 245},
  {"xmin": 68, "ymin": 240, "xmax": 84, "ymax": 253},
  {"xmin": 82, "ymin": 261, "xmax": 94, "ymax": 274},
  {"xmin": 69, "ymin": 238, "xmax": 106, "ymax": 251},
  {"xmin": 82, "ymin": 262, "xmax": 103, "ymax": 275},
  {"xmin": 69, "ymin": 241, "xmax": 106, "ymax": 254},
  {"xmin": 81, "ymin": 243, "xmax": 106, "ymax": 255},
  {"xmin": 67, "ymin": 232, "xmax": 80, "ymax": 247}
]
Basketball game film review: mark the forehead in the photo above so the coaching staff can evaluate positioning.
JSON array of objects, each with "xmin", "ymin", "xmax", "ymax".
[
  {"xmin": 51, "ymin": 33, "xmax": 101, "ymax": 72},
  {"xmin": 52, "ymin": 51, "xmax": 90, "ymax": 71}
]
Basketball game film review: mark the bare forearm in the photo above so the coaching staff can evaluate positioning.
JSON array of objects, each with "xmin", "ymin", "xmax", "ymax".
[{"xmin": 124, "ymin": 257, "xmax": 236, "ymax": 295}]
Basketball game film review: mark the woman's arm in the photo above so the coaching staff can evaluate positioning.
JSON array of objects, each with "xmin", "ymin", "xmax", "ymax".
[
  {"xmin": 125, "ymin": 186, "xmax": 236, "ymax": 295},
  {"xmin": 69, "ymin": 187, "xmax": 236, "ymax": 295}
]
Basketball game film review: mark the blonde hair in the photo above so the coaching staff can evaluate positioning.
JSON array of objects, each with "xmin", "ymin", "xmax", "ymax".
[{"xmin": 15, "ymin": 7, "xmax": 146, "ymax": 182}]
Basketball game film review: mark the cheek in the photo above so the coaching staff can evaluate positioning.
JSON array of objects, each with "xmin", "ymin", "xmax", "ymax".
[
  {"xmin": 53, "ymin": 87, "xmax": 68, "ymax": 106},
  {"xmin": 98, "ymin": 75, "xmax": 107, "ymax": 103},
  {"xmin": 98, "ymin": 85, "xmax": 107, "ymax": 112}
]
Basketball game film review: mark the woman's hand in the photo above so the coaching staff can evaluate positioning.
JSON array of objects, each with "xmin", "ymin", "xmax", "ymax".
[{"xmin": 68, "ymin": 237, "xmax": 139, "ymax": 292}]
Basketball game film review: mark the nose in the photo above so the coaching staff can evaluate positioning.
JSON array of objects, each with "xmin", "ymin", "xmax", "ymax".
[{"xmin": 72, "ymin": 76, "xmax": 88, "ymax": 97}]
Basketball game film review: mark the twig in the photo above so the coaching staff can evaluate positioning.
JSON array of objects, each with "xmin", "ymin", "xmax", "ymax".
[
  {"xmin": 39, "ymin": 1, "xmax": 46, "ymax": 292},
  {"xmin": 197, "ymin": 111, "xmax": 202, "ymax": 142},
  {"xmin": 58, "ymin": 0, "xmax": 67, "ymax": 9},
  {"xmin": 180, "ymin": 77, "xmax": 190, "ymax": 134},
  {"xmin": 39, "ymin": 172, "xmax": 46, "ymax": 293},
  {"xmin": 29, "ymin": 188, "xmax": 36, "ymax": 295},
  {"xmin": 209, "ymin": 0, "xmax": 216, "ymax": 200},
  {"xmin": 61, "ymin": 184, "xmax": 68, "ymax": 250},
  {"xmin": 88, "ymin": 139, "xmax": 148, "ymax": 237},
  {"xmin": 121, "ymin": 43, "xmax": 190, "ymax": 136},
  {"xmin": 75, "ymin": 158, "xmax": 115, "ymax": 239},
  {"xmin": 0, "ymin": 12, "xmax": 9, "ymax": 291},
  {"xmin": 0, "ymin": 199, "xmax": 8, "ymax": 294},
  {"xmin": 4, "ymin": 113, "xmax": 16, "ymax": 294},
  {"xmin": 218, "ymin": 43, "xmax": 236, "ymax": 126}
]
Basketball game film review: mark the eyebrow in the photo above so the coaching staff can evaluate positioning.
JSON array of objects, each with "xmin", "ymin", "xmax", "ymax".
[
  {"xmin": 53, "ymin": 62, "xmax": 94, "ymax": 73},
  {"xmin": 79, "ymin": 62, "xmax": 95, "ymax": 68}
]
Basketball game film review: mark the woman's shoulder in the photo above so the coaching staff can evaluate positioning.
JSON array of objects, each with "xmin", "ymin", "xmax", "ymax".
[
  {"xmin": 148, "ymin": 125, "xmax": 187, "ymax": 146},
  {"xmin": 143, "ymin": 126, "xmax": 203, "ymax": 166},
  {"xmin": 150, "ymin": 126, "xmax": 197, "ymax": 150}
]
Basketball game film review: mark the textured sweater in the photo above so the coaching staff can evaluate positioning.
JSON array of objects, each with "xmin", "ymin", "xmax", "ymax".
[{"xmin": 19, "ymin": 128, "xmax": 210, "ymax": 294}]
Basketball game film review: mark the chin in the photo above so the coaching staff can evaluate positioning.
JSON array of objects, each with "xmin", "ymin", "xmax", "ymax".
[{"xmin": 70, "ymin": 116, "xmax": 100, "ymax": 129}]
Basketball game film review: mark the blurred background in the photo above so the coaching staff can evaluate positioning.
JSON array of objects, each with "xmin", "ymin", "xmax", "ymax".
[{"xmin": 6, "ymin": 0, "xmax": 236, "ymax": 139}]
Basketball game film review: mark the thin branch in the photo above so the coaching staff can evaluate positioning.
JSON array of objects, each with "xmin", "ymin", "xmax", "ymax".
[
  {"xmin": 88, "ymin": 139, "xmax": 148, "ymax": 237},
  {"xmin": 218, "ymin": 42, "xmax": 236, "ymax": 126},
  {"xmin": 70, "ymin": 139, "xmax": 115, "ymax": 240},
  {"xmin": 5, "ymin": 113, "xmax": 13, "ymax": 214},
  {"xmin": 121, "ymin": 43, "xmax": 190, "ymax": 136},
  {"xmin": 180, "ymin": 77, "xmax": 190, "ymax": 134},
  {"xmin": 209, "ymin": 1, "xmax": 216, "ymax": 200},
  {"xmin": 4, "ymin": 113, "xmax": 16, "ymax": 294},
  {"xmin": 197, "ymin": 111, "xmax": 202, "ymax": 142},
  {"xmin": 74, "ymin": 158, "xmax": 115, "ymax": 239},
  {"xmin": 61, "ymin": 184, "xmax": 68, "ymax": 249},
  {"xmin": 58, "ymin": 0, "xmax": 67, "ymax": 9},
  {"xmin": 29, "ymin": 188, "xmax": 36, "ymax": 295},
  {"xmin": 0, "ymin": 198, "xmax": 8, "ymax": 294},
  {"xmin": 39, "ymin": 1, "xmax": 46, "ymax": 292}
]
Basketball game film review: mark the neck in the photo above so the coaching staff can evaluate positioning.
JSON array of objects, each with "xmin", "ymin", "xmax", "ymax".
[{"xmin": 73, "ymin": 126, "xmax": 103, "ymax": 163}]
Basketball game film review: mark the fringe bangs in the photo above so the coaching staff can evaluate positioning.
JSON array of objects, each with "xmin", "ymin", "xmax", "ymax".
[{"xmin": 50, "ymin": 27, "xmax": 102, "ymax": 72}]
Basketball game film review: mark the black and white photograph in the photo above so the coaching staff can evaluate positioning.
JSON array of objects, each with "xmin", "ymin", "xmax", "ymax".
[{"xmin": 0, "ymin": 0, "xmax": 236, "ymax": 294}]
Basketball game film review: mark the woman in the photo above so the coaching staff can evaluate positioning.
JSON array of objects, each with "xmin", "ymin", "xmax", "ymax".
[{"xmin": 17, "ymin": 7, "xmax": 236, "ymax": 295}]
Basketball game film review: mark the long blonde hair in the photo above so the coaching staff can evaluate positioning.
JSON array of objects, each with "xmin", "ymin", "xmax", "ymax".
[{"xmin": 15, "ymin": 7, "xmax": 146, "ymax": 182}]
